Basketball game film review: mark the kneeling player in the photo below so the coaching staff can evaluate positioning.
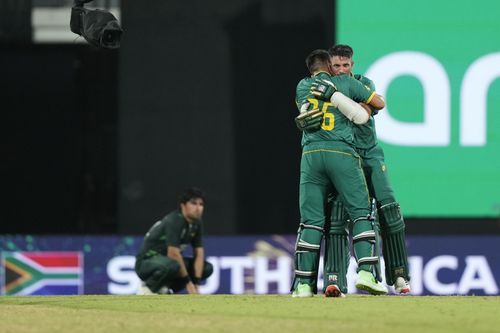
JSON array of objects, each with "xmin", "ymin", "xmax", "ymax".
[{"xmin": 135, "ymin": 188, "xmax": 213, "ymax": 294}]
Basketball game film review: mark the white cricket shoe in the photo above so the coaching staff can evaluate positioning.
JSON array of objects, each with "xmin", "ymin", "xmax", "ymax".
[
  {"xmin": 158, "ymin": 286, "xmax": 174, "ymax": 294},
  {"xmin": 394, "ymin": 277, "xmax": 411, "ymax": 294},
  {"xmin": 136, "ymin": 283, "xmax": 156, "ymax": 295}
]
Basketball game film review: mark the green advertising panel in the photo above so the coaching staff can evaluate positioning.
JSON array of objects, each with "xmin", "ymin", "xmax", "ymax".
[{"xmin": 337, "ymin": 0, "xmax": 500, "ymax": 217}]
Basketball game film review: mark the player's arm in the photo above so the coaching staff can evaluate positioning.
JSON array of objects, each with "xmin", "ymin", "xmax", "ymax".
[
  {"xmin": 331, "ymin": 92, "xmax": 372, "ymax": 124},
  {"xmin": 311, "ymin": 77, "xmax": 385, "ymax": 111},
  {"xmin": 347, "ymin": 77, "xmax": 385, "ymax": 111},
  {"xmin": 193, "ymin": 247, "xmax": 204, "ymax": 287},
  {"xmin": 345, "ymin": 77, "xmax": 386, "ymax": 116},
  {"xmin": 310, "ymin": 79, "xmax": 372, "ymax": 125},
  {"xmin": 365, "ymin": 92, "xmax": 385, "ymax": 110},
  {"xmin": 356, "ymin": 75, "xmax": 381, "ymax": 115},
  {"xmin": 167, "ymin": 245, "xmax": 198, "ymax": 294},
  {"xmin": 359, "ymin": 103, "xmax": 373, "ymax": 116}
]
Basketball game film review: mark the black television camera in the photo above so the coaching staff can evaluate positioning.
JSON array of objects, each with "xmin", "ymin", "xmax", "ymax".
[{"xmin": 70, "ymin": 0, "xmax": 123, "ymax": 49}]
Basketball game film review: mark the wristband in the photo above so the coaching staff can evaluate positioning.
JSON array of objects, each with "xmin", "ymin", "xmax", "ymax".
[{"xmin": 192, "ymin": 277, "xmax": 201, "ymax": 285}]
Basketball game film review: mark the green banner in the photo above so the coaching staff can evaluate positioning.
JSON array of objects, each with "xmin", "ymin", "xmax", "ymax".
[{"xmin": 337, "ymin": 0, "xmax": 500, "ymax": 217}]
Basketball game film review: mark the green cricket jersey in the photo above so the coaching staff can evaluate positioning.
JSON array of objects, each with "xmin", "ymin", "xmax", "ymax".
[
  {"xmin": 295, "ymin": 72, "xmax": 375, "ymax": 147},
  {"xmin": 353, "ymin": 74, "xmax": 378, "ymax": 149},
  {"xmin": 136, "ymin": 209, "xmax": 203, "ymax": 259}
]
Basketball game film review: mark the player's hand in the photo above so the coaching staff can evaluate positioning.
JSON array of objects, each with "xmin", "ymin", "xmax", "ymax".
[
  {"xmin": 310, "ymin": 79, "xmax": 337, "ymax": 100},
  {"xmin": 186, "ymin": 281, "xmax": 199, "ymax": 294},
  {"xmin": 295, "ymin": 103, "xmax": 323, "ymax": 132}
]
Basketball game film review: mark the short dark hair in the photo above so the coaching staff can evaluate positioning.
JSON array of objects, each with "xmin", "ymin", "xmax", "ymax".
[
  {"xmin": 305, "ymin": 49, "xmax": 330, "ymax": 74},
  {"xmin": 328, "ymin": 44, "xmax": 354, "ymax": 58},
  {"xmin": 178, "ymin": 187, "xmax": 206, "ymax": 205}
]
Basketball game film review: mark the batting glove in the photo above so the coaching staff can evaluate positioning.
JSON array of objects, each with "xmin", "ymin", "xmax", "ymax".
[
  {"xmin": 295, "ymin": 103, "xmax": 323, "ymax": 131},
  {"xmin": 310, "ymin": 79, "xmax": 337, "ymax": 100}
]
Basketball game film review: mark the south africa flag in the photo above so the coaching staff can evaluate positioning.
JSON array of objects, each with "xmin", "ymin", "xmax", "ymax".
[{"xmin": 1, "ymin": 252, "xmax": 83, "ymax": 295}]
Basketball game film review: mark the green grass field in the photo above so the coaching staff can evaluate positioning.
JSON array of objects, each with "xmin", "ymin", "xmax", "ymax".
[{"xmin": 1, "ymin": 295, "xmax": 500, "ymax": 333}]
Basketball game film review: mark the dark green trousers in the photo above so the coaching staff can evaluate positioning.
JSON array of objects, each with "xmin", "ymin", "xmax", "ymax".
[
  {"xmin": 135, "ymin": 255, "xmax": 213, "ymax": 292},
  {"xmin": 299, "ymin": 142, "xmax": 376, "ymax": 274},
  {"xmin": 357, "ymin": 144, "xmax": 396, "ymax": 206},
  {"xmin": 300, "ymin": 142, "xmax": 371, "ymax": 222}
]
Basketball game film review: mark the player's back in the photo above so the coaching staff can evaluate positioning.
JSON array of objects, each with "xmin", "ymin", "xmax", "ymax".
[
  {"xmin": 136, "ymin": 211, "xmax": 179, "ymax": 259},
  {"xmin": 295, "ymin": 72, "xmax": 372, "ymax": 147}
]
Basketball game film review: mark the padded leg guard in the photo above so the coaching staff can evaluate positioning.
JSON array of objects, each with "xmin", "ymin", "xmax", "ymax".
[
  {"xmin": 379, "ymin": 202, "xmax": 410, "ymax": 285},
  {"xmin": 324, "ymin": 234, "xmax": 350, "ymax": 293},
  {"xmin": 370, "ymin": 198, "xmax": 383, "ymax": 282},
  {"xmin": 323, "ymin": 199, "xmax": 350, "ymax": 294},
  {"xmin": 291, "ymin": 223, "xmax": 323, "ymax": 293},
  {"xmin": 352, "ymin": 216, "xmax": 379, "ymax": 273}
]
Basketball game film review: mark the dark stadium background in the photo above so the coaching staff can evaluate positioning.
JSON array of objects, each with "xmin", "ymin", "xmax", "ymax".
[{"xmin": 1, "ymin": 0, "xmax": 498, "ymax": 236}]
